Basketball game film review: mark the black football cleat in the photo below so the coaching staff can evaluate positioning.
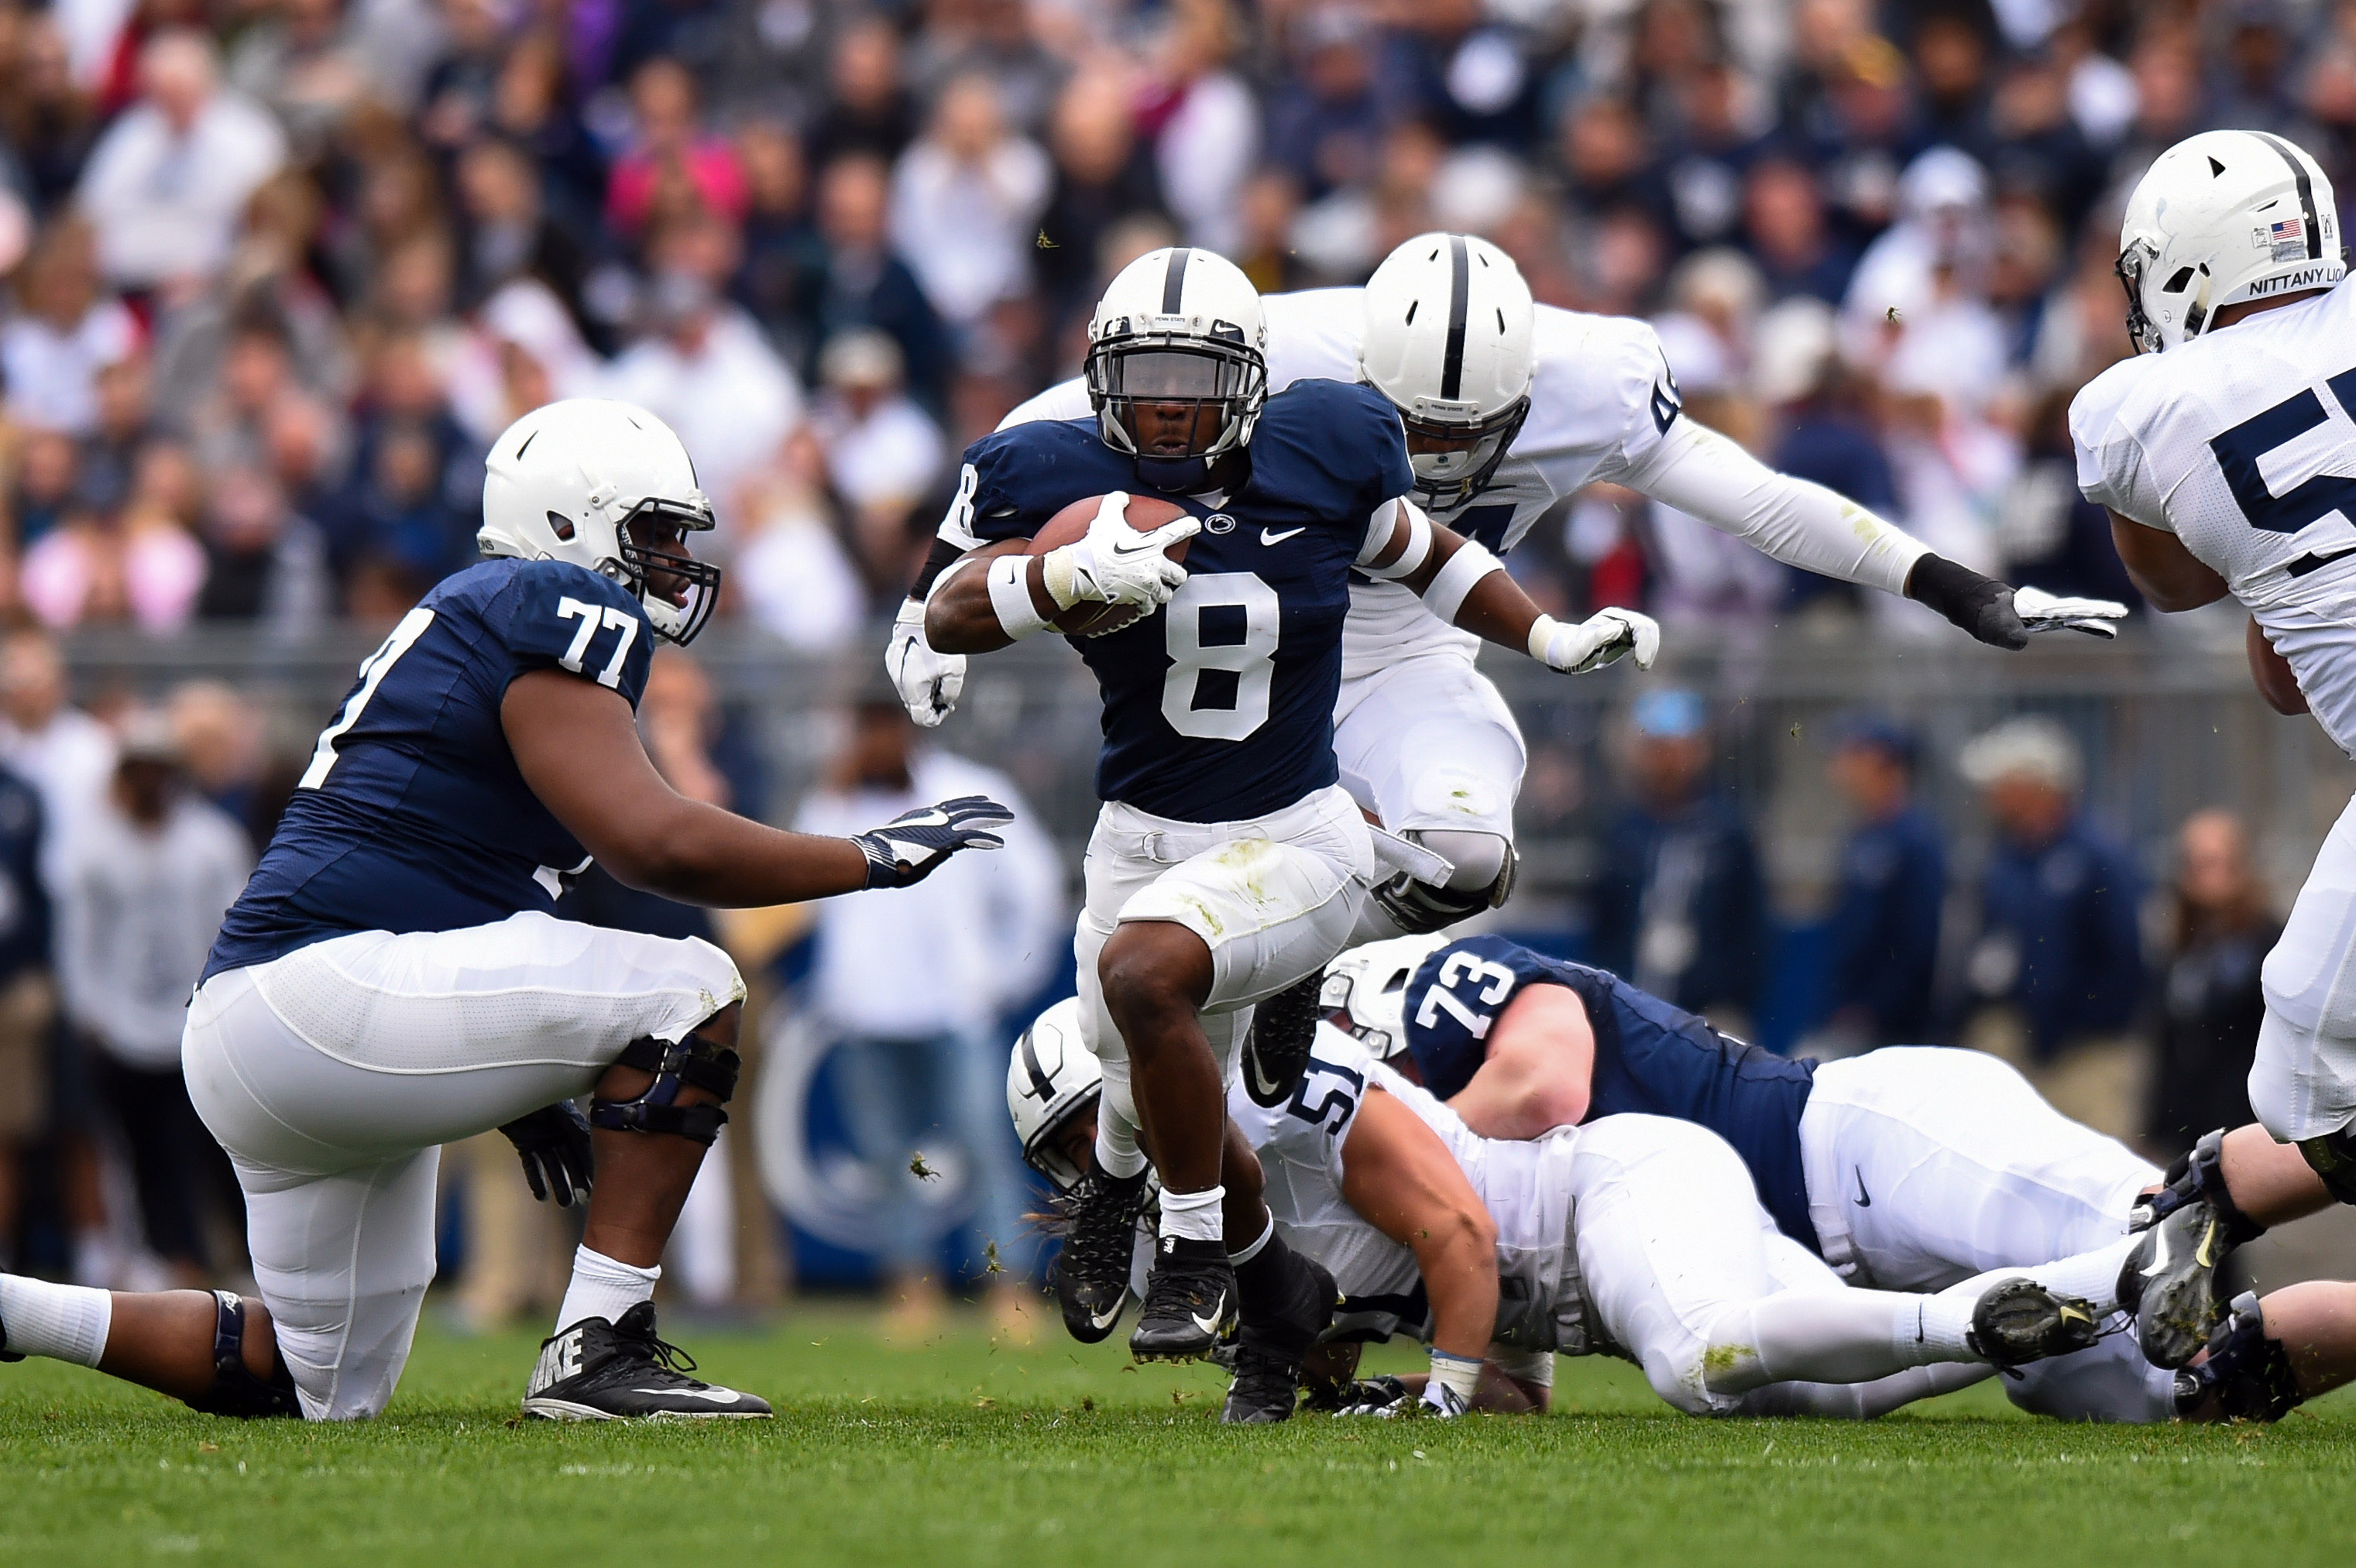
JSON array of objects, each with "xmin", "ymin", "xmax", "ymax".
[
  {"xmin": 1053, "ymin": 1166, "xmax": 1151, "ymax": 1343},
  {"xmin": 2118, "ymin": 1199, "xmax": 2231, "ymax": 1369},
  {"xmin": 523, "ymin": 1302, "xmax": 771, "ymax": 1421},
  {"xmin": 1221, "ymin": 1341, "xmax": 1303, "ymax": 1424},
  {"xmin": 1129, "ymin": 1236, "xmax": 1236, "ymax": 1362},
  {"xmin": 1965, "ymin": 1277, "xmax": 2101, "ymax": 1368},
  {"xmin": 1242, "ymin": 972, "xmax": 1324, "ymax": 1108}
]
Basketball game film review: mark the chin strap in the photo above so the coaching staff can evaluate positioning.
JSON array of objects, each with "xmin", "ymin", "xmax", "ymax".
[
  {"xmin": 182, "ymin": 1292, "xmax": 301, "ymax": 1419},
  {"xmin": 589, "ymin": 1030, "xmax": 741, "ymax": 1147}
]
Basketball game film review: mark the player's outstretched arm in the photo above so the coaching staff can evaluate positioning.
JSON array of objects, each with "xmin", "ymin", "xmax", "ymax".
[
  {"xmin": 1361, "ymin": 499, "xmax": 1661, "ymax": 674},
  {"xmin": 1337, "ymin": 1086, "xmax": 1499, "ymax": 1415},
  {"xmin": 504, "ymin": 671, "xmax": 1008, "ymax": 903}
]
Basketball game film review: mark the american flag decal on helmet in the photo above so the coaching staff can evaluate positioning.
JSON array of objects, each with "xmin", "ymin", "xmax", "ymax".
[{"xmin": 2271, "ymin": 215, "xmax": 2309, "ymax": 262}]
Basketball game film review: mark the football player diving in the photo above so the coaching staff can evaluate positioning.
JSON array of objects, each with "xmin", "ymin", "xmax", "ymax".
[{"xmin": 0, "ymin": 400, "xmax": 1010, "ymax": 1422}]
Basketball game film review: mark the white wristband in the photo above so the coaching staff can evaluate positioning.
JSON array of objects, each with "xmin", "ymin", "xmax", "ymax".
[
  {"xmin": 1527, "ymin": 613, "xmax": 1562, "ymax": 664},
  {"xmin": 1360, "ymin": 500, "xmax": 1435, "ymax": 580},
  {"xmin": 1040, "ymin": 546, "xmax": 1083, "ymax": 610},
  {"xmin": 1422, "ymin": 540, "xmax": 1503, "ymax": 623},
  {"xmin": 987, "ymin": 554, "xmax": 1050, "ymax": 640},
  {"xmin": 1428, "ymin": 1347, "xmax": 1484, "ymax": 1406}
]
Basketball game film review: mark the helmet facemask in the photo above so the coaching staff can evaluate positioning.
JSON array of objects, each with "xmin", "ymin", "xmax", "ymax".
[
  {"xmin": 613, "ymin": 494, "xmax": 722, "ymax": 646},
  {"xmin": 1400, "ymin": 394, "xmax": 1532, "ymax": 510},
  {"xmin": 1086, "ymin": 329, "xmax": 1266, "ymax": 493}
]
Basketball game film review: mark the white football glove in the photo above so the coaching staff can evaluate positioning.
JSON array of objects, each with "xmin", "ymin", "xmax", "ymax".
[
  {"xmin": 1337, "ymin": 1380, "xmax": 1469, "ymax": 1419},
  {"xmin": 1042, "ymin": 492, "xmax": 1200, "ymax": 611},
  {"xmin": 1530, "ymin": 607, "xmax": 1662, "ymax": 674},
  {"xmin": 886, "ymin": 599, "xmax": 965, "ymax": 728},
  {"xmin": 2012, "ymin": 585, "xmax": 2128, "ymax": 640}
]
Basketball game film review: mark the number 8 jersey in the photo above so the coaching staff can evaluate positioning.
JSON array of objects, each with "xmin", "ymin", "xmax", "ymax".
[
  {"xmin": 2072, "ymin": 280, "xmax": 2356, "ymax": 754},
  {"xmin": 204, "ymin": 558, "xmax": 654, "ymax": 981},
  {"xmin": 947, "ymin": 378, "xmax": 1415, "ymax": 822}
]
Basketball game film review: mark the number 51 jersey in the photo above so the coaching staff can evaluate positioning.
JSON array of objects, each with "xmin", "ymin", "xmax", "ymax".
[
  {"xmin": 204, "ymin": 558, "xmax": 654, "ymax": 981},
  {"xmin": 2072, "ymin": 279, "xmax": 2356, "ymax": 755}
]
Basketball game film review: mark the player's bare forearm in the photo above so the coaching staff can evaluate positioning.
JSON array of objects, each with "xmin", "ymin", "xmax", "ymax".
[
  {"xmin": 2110, "ymin": 510, "xmax": 2229, "ymax": 610},
  {"xmin": 2247, "ymin": 616, "xmax": 2310, "ymax": 715},
  {"xmin": 504, "ymin": 670, "xmax": 871, "ymax": 904},
  {"xmin": 1339, "ymin": 1088, "xmax": 1499, "ymax": 1360},
  {"xmin": 923, "ymin": 539, "xmax": 1037, "ymax": 653},
  {"xmin": 1451, "ymin": 985, "xmax": 1595, "ymax": 1139},
  {"xmin": 1379, "ymin": 520, "xmax": 1537, "ymax": 645}
]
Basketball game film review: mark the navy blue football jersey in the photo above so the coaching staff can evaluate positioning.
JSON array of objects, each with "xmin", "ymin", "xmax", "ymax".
[
  {"xmin": 204, "ymin": 558, "xmax": 654, "ymax": 979},
  {"xmin": 1403, "ymin": 935, "xmax": 1821, "ymax": 1252},
  {"xmin": 956, "ymin": 379, "xmax": 1413, "ymax": 822}
]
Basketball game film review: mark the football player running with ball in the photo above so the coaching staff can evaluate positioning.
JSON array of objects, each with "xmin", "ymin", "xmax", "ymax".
[
  {"xmin": 0, "ymin": 400, "xmax": 1008, "ymax": 1422},
  {"xmin": 895, "ymin": 232, "xmax": 2128, "ymax": 963},
  {"xmin": 925, "ymin": 247, "xmax": 1653, "ymax": 1377},
  {"xmin": 2075, "ymin": 129, "xmax": 2356, "ymax": 1335}
]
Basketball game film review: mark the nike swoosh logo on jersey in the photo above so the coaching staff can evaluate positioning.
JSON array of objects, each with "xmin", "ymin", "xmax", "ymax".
[
  {"xmin": 1191, "ymin": 1293, "xmax": 1229, "ymax": 1335},
  {"xmin": 634, "ymin": 1387, "xmax": 744, "ymax": 1403},
  {"xmin": 1260, "ymin": 527, "xmax": 1306, "ymax": 546},
  {"xmin": 1853, "ymin": 1168, "xmax": 1871, "ymax": 1207}
]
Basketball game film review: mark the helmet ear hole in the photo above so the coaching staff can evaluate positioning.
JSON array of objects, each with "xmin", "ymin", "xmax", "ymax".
[
  {"xmin": 2163, "ymin": 266, "xmax": 2197, "ymax": 293},
  {"xmin": 544, "ymin": 510, "xmax": 575, "ymax": 541}
]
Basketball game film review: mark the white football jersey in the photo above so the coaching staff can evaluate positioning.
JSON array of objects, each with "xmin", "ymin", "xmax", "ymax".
[
  {"xmin": 2073, "ymin": 280, "xmax": 2356, "ymax": 755},
  {"xmin": 1228, "ymin": 1024, "xmax": 1592, "ymax": 1351},
  {"xmin": 999, "ymin": 289, "xmax": 1681, "ymax": 684}
]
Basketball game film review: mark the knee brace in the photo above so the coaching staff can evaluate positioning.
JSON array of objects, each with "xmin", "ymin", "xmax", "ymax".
[
  {"xmin": 183, "ymin": 1291, "xmax": 301, "ymax": 1419},
  {"xmin": 2296, "ymin": 1124, "xmax": 2356, "ymax": 1206},
  {"xmin": 589, "ymin": 1028, "xmax": 741, "ymax": 1147},
  {"xmin": 2131, "ymin": 1127, "xmax": 2267, "ymax": 1244},
  {"xmin": 2172, "ymin": 1292, "xmax": 2303, "ymax": 1422},
  {"xmin": 1370, "ymin": 833, "xmax": 1516, "ymax": 935}
]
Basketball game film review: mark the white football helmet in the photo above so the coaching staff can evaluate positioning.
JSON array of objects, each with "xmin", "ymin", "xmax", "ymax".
[
  {"xmin": 2117, "ymin": 129, "xmax": 2346, "ymax": 355},
  {"xmin": 1007, "ymin": 998, "xmax": 1102, "ymax": 1191},
  {"xmin": 1320, "ymin": 935, "xmax": 1449, "ymax": 1062},
  {"xmin": 479, "ymin": 398, "xmax": 722, "ymax": 644},
  {"xmin": 1359, "ymin": 232, "xmax": 1535, "ymax": 509},
  {"xmin": 1084, "ymin": 246, "xmax": 1267, "ymax": 492}
]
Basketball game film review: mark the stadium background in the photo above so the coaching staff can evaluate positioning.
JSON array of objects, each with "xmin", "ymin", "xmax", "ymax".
[{"xmin": 4, "ymin": 0, "xmax": 2356, "ymax": 1312}]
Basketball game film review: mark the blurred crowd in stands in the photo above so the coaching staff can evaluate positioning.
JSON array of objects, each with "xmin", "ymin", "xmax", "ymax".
[{"xmin": 0, "ymin": 0, "xmax": 2341, "ymax": 1312}]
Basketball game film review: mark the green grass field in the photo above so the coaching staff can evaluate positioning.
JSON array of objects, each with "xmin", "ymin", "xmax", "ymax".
[{"xmin": 3, "ymin": 1300, "xmax": 2351, "ymax": 1568}]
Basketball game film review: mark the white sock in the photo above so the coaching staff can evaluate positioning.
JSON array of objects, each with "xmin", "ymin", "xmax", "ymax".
[
  {"xmin": 1228, "ymin": 1215, "xmax": 1274, "ymax": 1265},
  {"xmin": 552, "ymin": 1246, "xmax": 659, "ymax": 1336},
  {"xmin": 0, "ymin": 1274, "xmax": 112, "ymax": 1367},
  {"xmin": 1158, "ymin": 1184, "xmax": 1224, "ymax": 1244},
  {"xmin": 2010, "ymin": 1236, "xmax": 2137, "ymax": 1314},
  {"xmin": 1705, "ymin": 1285, "xmax": 1975, "ymax": 1395},
  {"xmin": 1092, "ymin": 1056, "xmax": 1148, "ymax": 1181}
]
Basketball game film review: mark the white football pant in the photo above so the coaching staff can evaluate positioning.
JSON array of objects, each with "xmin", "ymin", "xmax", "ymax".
[
  {"xmin": 181, "ymin": 911, "xmax": 744, "ymax": 1420},
  {"xmin": 2252, "ymin": 792, "xmax": 2356, "ymax": 1143}
]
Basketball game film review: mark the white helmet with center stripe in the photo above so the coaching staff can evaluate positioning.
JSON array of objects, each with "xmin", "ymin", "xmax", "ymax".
[
  {"xmin": 2117, "ymin": 129, "xmax": 2346, "ymax": 355},
  {"xmin": 479, "ymin": 397, "xmax": 722, "ymax": 644},
  {"xmin": 1084, "ymin": 246, "xmax": 1268, "ymax": 493},
  {"xmin": 1007, "ymin": 998, "xmax": 1103, "ymax": 1192},
  {"xmin": 1358, "ymin": 232, "xmax": 1536, "ymax": 510},
  {"xmin": 1320, "ymin": 935, "xmax": 1449, "ymax": 1062}
]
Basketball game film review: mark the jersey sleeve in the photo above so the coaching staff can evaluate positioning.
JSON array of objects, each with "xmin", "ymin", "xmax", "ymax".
[
  {"xmin": 2069, "ymin": 360, "xmax": 2173, "ymax": 531},
  {"xmin": 1402, "ymin": 935, "xmax": 1568, "ymax": 1100},
  {"xmin": 933, "ymin": 423, "xmax": 1101, "ymax": 550},
  {"xmin": 1529, "ymin": 310, "xmax": 1682, "ymax": 483},
  {"xmin": 493, "ymin": 560, "xmax": 654, "ymax": 706}
]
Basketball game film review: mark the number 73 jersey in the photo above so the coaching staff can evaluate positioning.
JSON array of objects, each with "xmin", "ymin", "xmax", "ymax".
[
  {"xmin": 950, "ymin": 378, "xmax": 1415, "ymax": 823},
  {"xmin": 204, "ymin": 558, "xmax": 654, "ymax": 981},
  {"xmin": 2071, "ymin": 280, "xmax": 2356, "ymax": 756}
]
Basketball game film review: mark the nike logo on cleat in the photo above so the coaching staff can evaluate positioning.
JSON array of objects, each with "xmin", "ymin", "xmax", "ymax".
[
  {"xmin": 1259, "ymin": 527, "xmax": 1306, "ymax": 546},
  {"xmin": 1088, "ymin": 1303, "xmax": 1124, "ymax": 1331},
  {"xmin": 634, "ymin": 1387, "xmax": 744, "ymax": 1403},
  {"xmin": 1191, "ymin": 1294, "xmax": 1229, "ymax": 1336}
]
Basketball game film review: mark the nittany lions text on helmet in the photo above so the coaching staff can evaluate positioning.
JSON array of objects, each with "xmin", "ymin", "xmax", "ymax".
[
  {"xmin": 1358, "ymin": 234, "xmax": 1537, "ymax": 510},
  {"xmin": 2115, "ymin": 129, "xmax": 2345, "ymax": 355},
  {"xmin": 1084, "ymin": 245, "xmax": 1269, "ymax": 493},
  {"xmin": 480, "ymin": 398, "xmax": 723, "ymax": 646}
]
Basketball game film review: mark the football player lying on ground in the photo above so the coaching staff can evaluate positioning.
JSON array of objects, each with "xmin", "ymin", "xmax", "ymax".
[
  {"xmin": 926, "ymin": 246, "xmax": 1656, "ymax": 1381},
  {"xmin": 1333, "ymin": 932, "xmax": 2344, "ymax": 1414},
  {"xmin": 2076, "ymin": 129, "xmax": 2356, "ymax": 1275},
  {"xmin": 0, "ymin": 400, "xmax": 1011, "ymax": 1422},
  {"xmin": 1011, "ymin": 1000, "xmax": 2129, "ymax": 1423},
  {"xmin": 894, "ymin": 231, "xmax": 2128, "ymax": 981}
]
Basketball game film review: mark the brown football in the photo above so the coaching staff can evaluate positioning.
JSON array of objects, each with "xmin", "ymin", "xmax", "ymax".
[{"xmin": 1026, "ymin": 492, "xmax": 1193, "ymax": 637}]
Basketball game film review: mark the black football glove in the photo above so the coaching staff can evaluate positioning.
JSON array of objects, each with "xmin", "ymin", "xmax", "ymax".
[
  {"xmin": 499, "ymin": 1100, "xmax": 594, "ymax": 1206},
  {"xmin": 1905, "ymin": 554, "xmax": 2028, "ymax": 649},
  {"xmin": 851, "ymin": 794, "xmax": 1013, "ymax": 889}
]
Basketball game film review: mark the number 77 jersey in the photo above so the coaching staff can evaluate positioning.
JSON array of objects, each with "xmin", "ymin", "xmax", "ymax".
[
  {"xmin": 2071, "ymin": 280, "xmax": 2356, "ymax": 756},
  {"xmin": 947, "ymin": 378, "xmax": 1416, "ymax": 823},
  {"xmin": 204, "ymin": 557, "xmax": 655, "ymax": 982}
]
